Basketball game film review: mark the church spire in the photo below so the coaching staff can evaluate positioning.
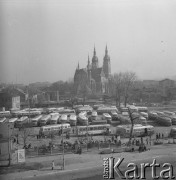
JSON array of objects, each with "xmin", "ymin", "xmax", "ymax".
[
  {"xmin": 92, "ymin": 45, "xmax": 98, "ymax": 69},
  {"xmin": 103, "ymin": 44, "xmax": 111, "ymax": 78},
  {"xmin": 105, "ymin": 44, "xmax": 108, "ymax": 55},
  {"xmin": 88, "ymin": 54, "xmax": 90, "ymax": 64},
  {"xmin": 77, "ymin": 62, "xmax": 79, "ymax": 69},
  {"xmin": 94, "ymin": 45, "xmax": 96, "ymax": 56},
  {"xmin": 87, "ymin": 54, "xmax": 91, "ymax": 70}
]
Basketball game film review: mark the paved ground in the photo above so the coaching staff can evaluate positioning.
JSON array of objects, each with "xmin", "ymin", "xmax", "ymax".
[{"xmin": 1, "ymin": 143, "xmax": 176, "ymax": 180}]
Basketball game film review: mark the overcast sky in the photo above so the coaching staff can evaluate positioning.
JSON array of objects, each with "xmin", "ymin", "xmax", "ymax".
[{"xmin": 1, "ymin": 0, "xmax": 176, "ymax": 84}]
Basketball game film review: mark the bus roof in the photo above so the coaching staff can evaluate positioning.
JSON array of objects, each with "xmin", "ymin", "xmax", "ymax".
[
  {"xmin": 41, "ymin": 123, "xmax": 70, "ymax": 129},
  {"xmin": 18, "ymin": 116, "xmax": 28, "ymax": 121},
  {"xmin": 77, "ymin": 124, "xmax": 110, "ymax": 128},
  {"xmin": 51, "ymin": 114, "xmax": 60, "ymax": 120},
  {"xmin": 41, "ymin": 115, "xmax": 51, "ymax": 120},
  {"xmin": 92, "ymin": 111, "xmax": 98, "ymax": 116},
  {"xmin": 0, "ymin": 111, "xmax": 10, "ymax": 114},
  {"xmin": 103, "ymin": 113, "xmax": 111, "ymax": 118},
  {"xmin": 0, "ymin": 117, "xmax": 7, "ymax": 123},
  {"xmin": 117, "ymin": 124, "xmax": 153, "ymax": 130},
  {"xmin": 60, "ymin": 114, "xmax": 67, "ymax": 120},
  {"xmin": 70, "ymin": 114, "xmax": 77, "ymax": 120},
  {"xmin": 32, "ymin": 115, "xmax": 43, "ymax": 121},
  {"xmin": 98, "ymin": 106, "xmax": 117, "ymax": 110},
  {"xmin": 8, "ymin": 118, "xmax": 18, "ymax": 123}
]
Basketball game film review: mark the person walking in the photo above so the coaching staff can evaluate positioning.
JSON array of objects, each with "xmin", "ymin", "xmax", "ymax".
[
  {"xmin": 156, "ymin": 133, "xmax": 158, "ymax": 140},
  {"xmin": 52, "ymin": 160, "xmax": 55, "ymax": 170}
]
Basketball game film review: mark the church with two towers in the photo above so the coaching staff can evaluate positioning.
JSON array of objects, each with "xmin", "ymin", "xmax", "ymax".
[{"xmin": 74, "ymin": 45, "xmax": 111, "ymax": 94}]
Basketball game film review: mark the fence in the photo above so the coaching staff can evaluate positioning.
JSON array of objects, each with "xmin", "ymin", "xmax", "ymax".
[
  {"xmin": 25, "ymin": 140, "xmax": 123, "ymax": 158},
  {"xmin": 24, "ymin": 136, "xmax": 176, "ymax": 158}
]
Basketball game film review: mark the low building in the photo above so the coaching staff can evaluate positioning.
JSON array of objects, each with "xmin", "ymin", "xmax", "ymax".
[
  {"xmin": 0, "ymin": 86, "xmax": 27, "ymax": 110},
  {"xmin": 159, "ymin": 79, "xmax": 176, "ymax": 101},
  {"xmin": 159, "ymin": 78, "xmax": 175, "ymax": 88},
  {"xmin": 0, "ymin": 123, "xmax": 14, "ymax": 165}
]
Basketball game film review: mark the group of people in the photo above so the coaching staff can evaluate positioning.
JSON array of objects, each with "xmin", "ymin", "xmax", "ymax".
[{"xmin": 156, "ymin": 133, "xmax": 164, "ymax": 140}]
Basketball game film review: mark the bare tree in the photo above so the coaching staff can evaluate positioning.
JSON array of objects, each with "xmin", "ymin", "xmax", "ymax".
[
  {"xmin": 112, "ymin": 73, "xmax": 124, "ymax": 107},
  {"xmin": 122, "ymin": 72, "xmax": 137, "ymax": 107},
  {"xmin": 111, "ymin": 71, "xmax": 137, "ymax": 107},
  {"xmin": 18, "ymin": 124, "xmax": 33, "ymax": 149}
]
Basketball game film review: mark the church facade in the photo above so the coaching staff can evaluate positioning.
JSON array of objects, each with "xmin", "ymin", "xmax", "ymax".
[{"xmin": 74, "ymin": 46, "xmax": 111, "ymax": 95}]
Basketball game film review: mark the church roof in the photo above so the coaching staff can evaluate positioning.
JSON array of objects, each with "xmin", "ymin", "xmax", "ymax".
[
  {"xmin": 75, "ymin": 68, "xmax": 87, "ymax": 75},
  {"xmin": 91, "ymin": 68, "xmax": 104, "ymax": 82}
]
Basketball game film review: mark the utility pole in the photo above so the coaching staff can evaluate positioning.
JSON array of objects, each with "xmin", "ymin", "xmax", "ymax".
[
  {"xmin": 8, "ymin": 123, "xmax": 11, "ymax": 166},
  {"xmin": 27, "ymin": 86, "xmax": 31, "ymax": 125},
  {"xmin": 62, "ymin": 124, "xmax": 65, "ymax": 170}
]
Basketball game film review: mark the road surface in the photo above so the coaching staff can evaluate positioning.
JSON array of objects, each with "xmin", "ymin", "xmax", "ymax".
[{"xmin": 24, "ymin": 154, "xmax": 176, "ymax": 180}]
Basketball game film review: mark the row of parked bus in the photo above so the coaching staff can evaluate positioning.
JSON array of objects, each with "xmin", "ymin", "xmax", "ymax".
[
  {"xmin": 38, "ymin": 122, "xmax": 155, "ymax": 138},
  {"xmin": 38, "ymin": 123, "xmax": 111, "ymax": 137},
  {"xmin": 149, "ymin": 110, "xmax": 176, "ymax": 126},
  {"xmin": 0, "ymin": 105, "xmax": 150, "ymax": 128}
]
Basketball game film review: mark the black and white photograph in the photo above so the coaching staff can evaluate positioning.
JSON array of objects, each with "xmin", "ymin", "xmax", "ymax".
[{"xmin": 0, "ymin": 0, "xmax": 176, "ymax": 179}]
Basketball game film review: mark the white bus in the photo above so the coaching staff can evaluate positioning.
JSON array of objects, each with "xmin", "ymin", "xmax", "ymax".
[
  {"xmin": 8, "ymin": 118, "xmax": 18, "ymax": 127},
  {"xmin": 170, "ymin": 127, "xmax": 176, "ymax": 138},
  {"xmin": 139, "ymin": 112, "xmax": 148, "ymax": 120},
  {"xmin": 148, "ymin": 111, "xmax": 158, "ymax": 120},
  {"xmin": 76, "ymin": 106, "xmax": 93, "ymax": 115},
  {"xmin": 76, "ymin": 124, "xmax": 111, "ymax": 136},
  {"xmin": 110, "ymin": 111, "xmax": 118, "ymax": 120},
  {"xmin": 97, "ymin": 106, "xmax": 118, "ymax": 115},
  {"xmin": 31, "ymin": 115, "xmax": 43, "ymax": 127},
  {"xmin": 163, "ymin": 111, "xmax": 176, "ymax": 125},
  {"xmin": 69, "ymin": 114, "xmax": 77, "ymax": 126},
  {"xmin": 15, "ymin": 116, "xmax": 29, "ymax": 128},
  {"xmin": 116, "ymin": 124, "xmax": 154, "ymax": 138},
  {"xmin": 50, "ymin": 113, "xmax": 60, "ymax": 124},
  {"xmin": 60, "ymin": 114, "xmax": 68, "ymax": 124},
  {"xmin": 102, "ymin": 113, "xmax": 112, "ymax": 124},
  {"xmin": 58, "ymin": 109, "xmax": 75, "ymax": 117},
  {"xmin": 0, "ymin": 117, "xmax": 7, "ymax": 123},
  {"xmin": 0, "ymin": 111, "xmax": 11, "ymax": 118},
  {"xmin": 39, "ymin": 115, "xmax": 51, "ymax": 126},
  {"xmin": 137, "ymin": 107, "xmax": 148, "ymax": 113},
  {"xmin": 91, "ymin": 111, "xmax": 98, "ymax": 121},
  {"xmin": 77, "ymin": 113, "xmax": 89, "ymax": 126},
  {"xmin": 39, "ymin": 123, "xmax": 71, "ymax": 137}
]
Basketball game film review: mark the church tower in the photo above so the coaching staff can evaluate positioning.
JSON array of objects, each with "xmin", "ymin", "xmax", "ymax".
[
  {"xmin": 92, "ymin": 46, "xmax": 99, "ymax": 69},
  {"xmin": 87, "ymin": 55, "xmax": 91, "ymax": 86},
  {"xmin": 103, "ymin": 45, "xmax": 111, "ymax": 78}
]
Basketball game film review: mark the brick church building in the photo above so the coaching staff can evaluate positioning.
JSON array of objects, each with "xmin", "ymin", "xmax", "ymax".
[{"xmin": 74, "ymin": 45, "xmax": 111, "ymax": 95}]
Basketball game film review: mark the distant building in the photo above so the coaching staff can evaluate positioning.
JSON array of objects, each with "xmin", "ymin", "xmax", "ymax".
[
  {"xmin": 0, "ymin": 86, "xmax": 27, "ymax": 110},
  {"xmin": 143, "ymin": 80, "xmax": 159, "ymax": 87},
  {"xmin": 159, "ymin": 78, "xmax": 175, "ymax": 88},
  {"xmin": 159, "ymin": 79, "xmax": 176, "ymax": 101},
  {"xmin": 0, "ymin": 123, "xmax": 14, "ymax": 164},
  {"xmin": 74, "ymin": 46, "xmax": 111, "ymax": 94}
]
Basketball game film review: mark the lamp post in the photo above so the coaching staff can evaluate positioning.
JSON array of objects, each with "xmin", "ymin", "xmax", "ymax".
[
  {"xmin": 86, "ymin": 120, "xmax": 89, "ymax": 151},
  {"xmin": 61, "ymin": 124, "xmax": 65, "ymax": 170},
  {"xmin": 8, "ymin": 123, "xmax": 11, "ymax": 166}
]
